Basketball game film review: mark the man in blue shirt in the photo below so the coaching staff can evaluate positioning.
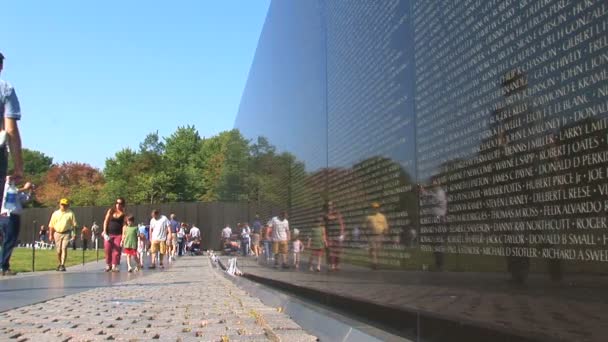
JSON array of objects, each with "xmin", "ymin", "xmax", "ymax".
[
  {"xmin": 0, "ymin": 52, "xmax": 24, "ymax": 276},
  {"xmin": 168, "ymin": 214, "xmax": 180, "ymax": 261},
  {"xmin": 251, "ymin": 215, "xmax": 263, "ymax": 257}
]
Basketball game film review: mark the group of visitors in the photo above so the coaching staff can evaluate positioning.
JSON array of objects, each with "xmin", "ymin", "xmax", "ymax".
[
  {"xmin": 44, "ymin": 197, "xmax": 202, "ymax": 273},
  {"xmin": 223, "ymin": 201, "xmax": 390, "ymax": 272}
]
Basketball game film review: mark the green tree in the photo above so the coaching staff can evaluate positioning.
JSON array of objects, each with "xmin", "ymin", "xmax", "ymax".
[
  {"xmin": 100, "ymin": 148, "xmax": 139, "ymax": 205},
  {"xmin": 164, "ymin": 125, "xmax": 202, "ymax": 201}
]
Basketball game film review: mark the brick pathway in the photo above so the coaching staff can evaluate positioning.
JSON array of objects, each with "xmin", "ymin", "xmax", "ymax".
[{"xmin": 0, "ymin": 256, "xmax": 316, "ymax": 341}]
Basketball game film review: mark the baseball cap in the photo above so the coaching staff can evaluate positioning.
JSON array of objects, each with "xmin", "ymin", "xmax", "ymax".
[{"xmin": 60, "ymin": 198, "xmax": 70, "ymax": 205}]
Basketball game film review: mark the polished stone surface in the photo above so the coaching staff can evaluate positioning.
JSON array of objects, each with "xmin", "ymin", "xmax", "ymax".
[
  {"xmin": 233, "ymin": 1, "xmax": 608, "ymax": 341},
  {"xmin": 231, "ymin": 255, "xmax": 608, "ymax": 342}
]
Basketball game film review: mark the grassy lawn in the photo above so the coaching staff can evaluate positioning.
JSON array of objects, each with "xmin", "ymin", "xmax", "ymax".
[{"xmin": 5, "ymin": 248, "xmax": 102, "ymax": 273}]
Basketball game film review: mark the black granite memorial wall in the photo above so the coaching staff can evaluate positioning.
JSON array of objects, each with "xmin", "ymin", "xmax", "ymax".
[{"xmin": 234, "ymin": 1, "xmax": 608, "ymax": 341}]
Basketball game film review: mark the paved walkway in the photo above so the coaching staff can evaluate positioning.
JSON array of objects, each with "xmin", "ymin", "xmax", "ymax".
[
  {"xmin": 0, "ymin": 256, "xmax": 316, "ymax": 341},
  {"xmin": 0, "ymin": 259, "xmax": 142, "ymax": 313},
  {"xmin": 234, "ymin": 256, "xmax": 608, "ymax": 342}
]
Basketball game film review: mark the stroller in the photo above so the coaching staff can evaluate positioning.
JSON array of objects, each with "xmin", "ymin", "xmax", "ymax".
[
  {"xmin": 222, "ymin": 236, "xmax": 240, "ymax": 256},
  {"xmin": 187, "ymin": 239, "xmax": 202, "ymax": 256}
]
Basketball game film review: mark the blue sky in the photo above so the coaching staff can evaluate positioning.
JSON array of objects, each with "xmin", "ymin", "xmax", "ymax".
[{"xmin": 2, "ymin": 0, "xmax": 269, "ymax": 169}]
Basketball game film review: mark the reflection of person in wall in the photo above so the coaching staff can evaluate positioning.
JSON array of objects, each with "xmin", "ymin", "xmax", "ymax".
[
  {"xmin": 489, "ymin": 69, "xmax": 531, "ymax": 283},
  {"xmin": 418, "ymin": 178, "xmax": 447, "ymax": 270},
  {"xmin": 324, "ymin": 201, "xmax": 345, "ymax": 271},
  {"xmin": 308, "ymin": 216, "xmax": 327, "ymax": 272},
  {"xmin": 365, "ymin": 202, "xmax": 389, "ymax": 270}
]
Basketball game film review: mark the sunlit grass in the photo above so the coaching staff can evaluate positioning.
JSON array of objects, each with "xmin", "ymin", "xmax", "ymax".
[{"xmin": 6, "ymin": 248, "xmax": 102, "ymax": 273}]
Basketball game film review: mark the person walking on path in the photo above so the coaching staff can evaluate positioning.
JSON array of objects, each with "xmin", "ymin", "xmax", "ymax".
[
  {"xmin": 262, "ymin": 221, "xmax": 273, "ymax": 263},
  {"xmin": 240, "ymin": 222, "xmax": 251, "ymax": 256},
  {"xmin": 90, "ymin": 221, "xmax": 100, "ymax": 249},
  {"xmin": 168, "ymin": 214, "xmax": 179, "ymax": 262},
  {"xmin": 292, "ymin": 235, "xmax": 304, "ymax": 269},
  {"xmin": 271, "ymin": 211, "xmax": 290, "ymax": 268},
  {"xmin": 103, "ymin": 197, "xmax": 126, "ymax": 272},
  {"xmin": 0, "ymin": 52, "xmax": 24, "ymax": 276},
  {"xmin": 308, "ymin": 216, "xmax": 327, "ymax": 272},
  {"xmin": 80, "ymin": 225, "xmax": 91, "ymax": 250},
  {"xmin": 324, "ymin": 201, "xmax": 345, "ymax": 272},
  {"xmin": 365, "ymin": 202, "xmax": 389, "ymax": 270},
  {"xmin": 149, "ymin": 209, "xmax": 171, "ymax": 269},
  {"xmin": 137, "ymin": 222, "xmax": 148, "ymax": 269},
  {"xmin": 1, "ymin": 180, "xmax": 33, "ymax": 275},
  {"xmin": 177, "ymin": 223, "xmax": 186, "ymax": 256},
  {"xmin": 251, "ymin": 215, "xmax": 262, "ymax": 257},
  {"xmin": 121, "ymin": 215, "xmax": 141, "ymax": 272},
  {"xmin": 48, "ymin": 198, "xmax": 78, "ymax": 272}
]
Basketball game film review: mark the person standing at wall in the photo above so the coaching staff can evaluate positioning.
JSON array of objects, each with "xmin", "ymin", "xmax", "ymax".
[
  {"xmin": 48, "ymin": 198, "xmax": 78, "ymax": 272},
  {"xmin": 80, "ymin": 225, "xmax": 91, "ymax": 251},
  {"xmin": 0, "ymin": 52, "xmax": 24, "ymax": 276},
  {"xmin": 103, "ymin": 197, "xmax": 126, "ymax": 272},
  {"xmin": 221, "ymin": 224, "xmax": 232, "ymax": 249},
  {"xmin": 39, "ymin": 225, "xmax": 47, "ymax": 243}
]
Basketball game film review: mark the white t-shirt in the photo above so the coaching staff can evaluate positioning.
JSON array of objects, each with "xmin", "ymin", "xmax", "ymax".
[
  {"xmin": 221, "ymin": 226, "xmax": 232, "ymax": 239},
  {"xmin": 271, "ymin": 218, "xmax": 289, "ymax": 241},
  {"xmin": 292, "ymin": 240, "xmax": 303, "ymax": 252},
  {"xmin": 190, "ymin": 226, "xmax": 201, "ymax": 239},
  {"xmin": 150, "ymin": 215, "xmax": 170, "ymax": 241}
]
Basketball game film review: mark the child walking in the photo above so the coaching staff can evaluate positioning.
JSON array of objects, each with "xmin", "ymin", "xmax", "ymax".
[
  {"xmin": 292, "ymin": 235, "xmax": 304, "ymax": 269},
  {"xmin": 308, "ymin": 217, "xmax": 327, "ymax": 272},
  {"xmin": 121, "ymin": 215, "xmax": 141, "ymax": 272}
]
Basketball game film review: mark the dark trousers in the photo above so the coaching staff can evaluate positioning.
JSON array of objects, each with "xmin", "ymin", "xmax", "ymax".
[
  {"xmin": 82, "ymin": 239, "xmax": 88, "ymax": 251},
  {"xmin": 1, "ymin": 214, "xmax": 20, "ymax": 271},
  {"xmin": 178, "ymin": 240, "xmax": 185, "ymax": 256}
]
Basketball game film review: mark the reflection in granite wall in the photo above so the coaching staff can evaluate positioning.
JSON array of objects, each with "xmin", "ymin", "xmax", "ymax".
[
  {"xmin": 414, "ymin": 0, "xmax": 608, "ymax": 280},
  {"xmin": 234, "ymin": 0, "xmax": 608, "ymax": 341}
]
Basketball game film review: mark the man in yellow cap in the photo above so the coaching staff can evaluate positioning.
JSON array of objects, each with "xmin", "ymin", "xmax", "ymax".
[
  {"xmin": 49, "ymin": 198, "xmax": 78, "ymax": 271},
  {"xmin": 365, "ymin": 201, "xmax": 389, "ymax": 270}
]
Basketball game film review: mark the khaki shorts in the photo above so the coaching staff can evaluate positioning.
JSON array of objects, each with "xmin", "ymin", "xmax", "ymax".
[
  {"xmin": 54, "ymin": 232, "xmax": 71, "ymax": 252},
  {"xmin": 369, "ymin": 234, "xmax": 384, "ymax": 250},
  {"xmin": 150, "ymin": 240, "xmax": 167, "ymax": 255},
  {"xmin": 272, "ymin": 241, "xmax": 288, "ymax": 255}
]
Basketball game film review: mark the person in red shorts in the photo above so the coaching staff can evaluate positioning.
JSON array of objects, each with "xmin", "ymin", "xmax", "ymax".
[{"xmin": 121, "ymin": 214, "xmax": 141, "ymax": 272}]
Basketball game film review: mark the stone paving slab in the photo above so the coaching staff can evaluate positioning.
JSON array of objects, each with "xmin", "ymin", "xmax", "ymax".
[{"xmin": 0, "ymin": 256, "xmax": 317, "ymax": 342}]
